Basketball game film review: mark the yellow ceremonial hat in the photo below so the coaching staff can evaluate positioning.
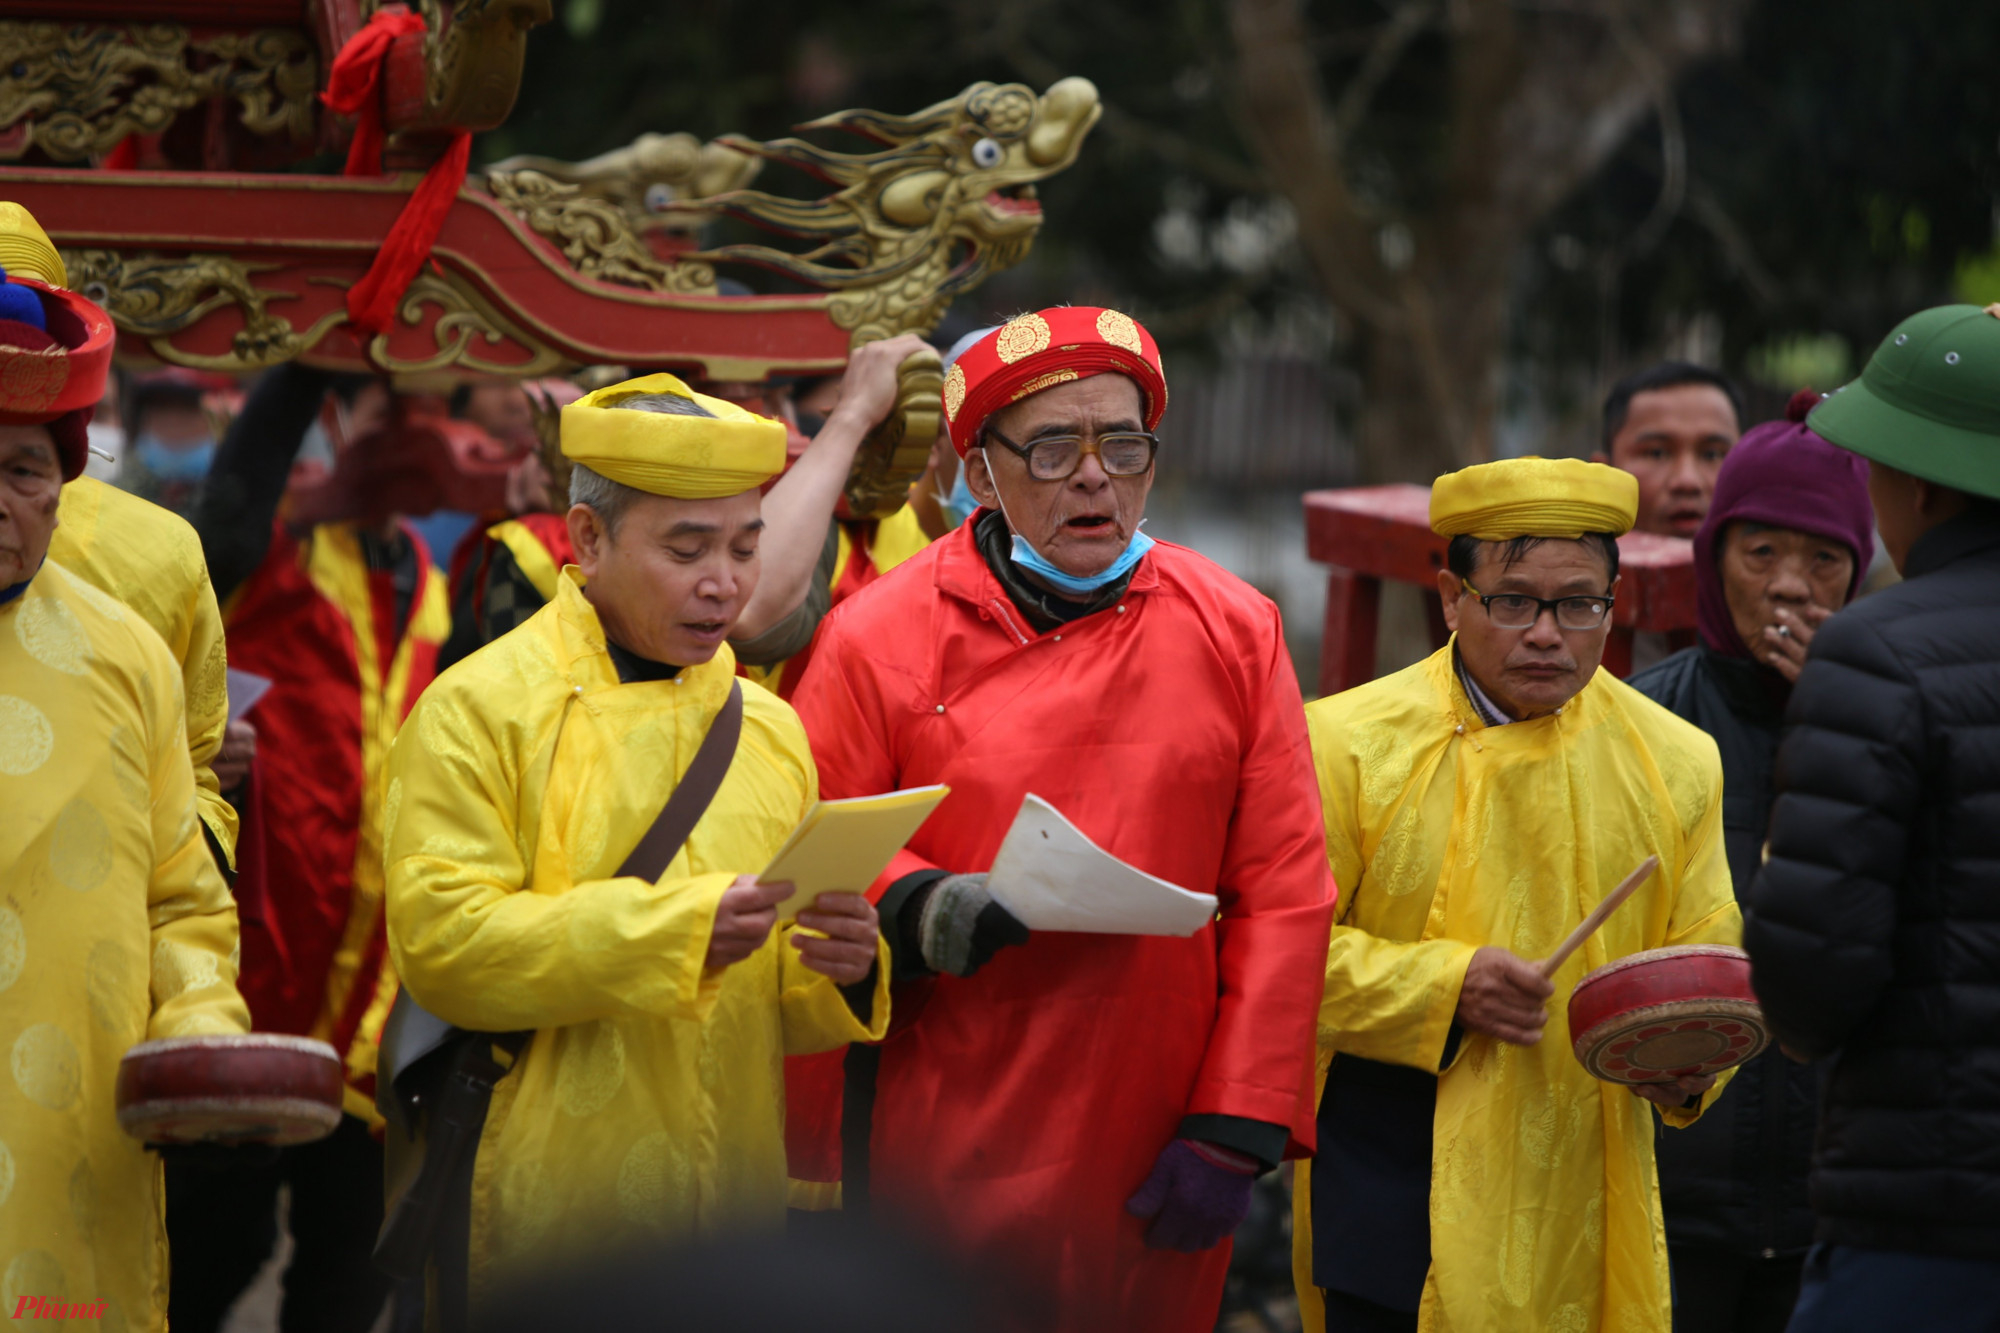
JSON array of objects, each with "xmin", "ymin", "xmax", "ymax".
[
  {"xmin": 559, "ymin": 373, "xmax": 785, "ymax": 499},
  {"xmin": 1429, "ymin": 456, "xmax": 1638, "ymax": 540},
  {"xmin": 0, "ymin": 203, "xmax": 67, "ymax": 288}
]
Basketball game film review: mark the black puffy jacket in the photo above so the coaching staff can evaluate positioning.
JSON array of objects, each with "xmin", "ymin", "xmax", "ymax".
[
  {"xmin": 1630, "ymin": 648, "xmax": 1821, "ymax": 1258},
  {"xmin": 1746, "ymin": 506, "xmax": 2000, "ymax": 1260}
]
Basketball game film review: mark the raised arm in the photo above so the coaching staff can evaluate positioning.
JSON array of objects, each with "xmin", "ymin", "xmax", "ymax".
[
  {"xmin": 731, "ymin": 334, "xmax": 932, "ymax": 641},
  {"xmin": 192, "ymin": 363, "xmax": 334, "ymax": 601}
]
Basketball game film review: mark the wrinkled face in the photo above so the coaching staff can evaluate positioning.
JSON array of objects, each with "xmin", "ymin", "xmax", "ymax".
[
  {"xmin": 0, "ymin": 423, "xmax": 61, "ymax": 587},
  {"xmin": 1718, "ymin": 521, "xmax": 1855, "ymax": 652},
  {"xmin": 569, "ymin": 488, "xmax": 763, "ymax": 666},
  {"xmin": 964, "ymin": 374, "xmax": 1153, "ymax": 581},
  {"xmin": 1440, "ymin": 538, "xmax": 1618, "ymax": 720},
  {"xmin": 1601, "ymin": 384, "xmax": 1739, "ymax": 538}
]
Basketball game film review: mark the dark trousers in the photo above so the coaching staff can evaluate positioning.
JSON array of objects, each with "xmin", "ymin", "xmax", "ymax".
[
  {"xmin": 1786, "ymin": 1243, "xmax": 2000, "ymax": 1333},
  {"xmin": 166, "ymin": 1114, "xmax": 392, "ymax": 1333},
  {"xmin": 1671, "ymin": 1244, "xmax": 1805, "ymax": 1333},
  {"xmin": 1322, "ymin": 1287, "xmax": 1420, "ymax": 1333}
]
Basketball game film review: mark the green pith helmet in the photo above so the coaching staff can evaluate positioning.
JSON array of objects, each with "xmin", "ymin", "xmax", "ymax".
[{"xmin": 1808, "ymin": 304, "xmax": 2000, "ymax": 500}]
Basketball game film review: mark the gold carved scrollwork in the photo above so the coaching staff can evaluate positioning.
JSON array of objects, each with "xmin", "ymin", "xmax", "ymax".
[
  {"xmin": 60, "ymin": 249, "xmax": 334, "ymax": 371},
  {"xmin": 0, "ymin": 23, "xmax": 316, "ymax": 162},
  {"xmin": 682, "ymin": 76, "xmax": 1102, "ymax": 345},
  {"xmin": 485, "ymin": 169, "xmax": 718, "ymax": 295},
  {"xmin": 484, "ymin": 132, "xmax": 761, "ymax": 236},
  {"xmin": 367, "ymin": 270, "xmax": 566, "ymax": 378}
]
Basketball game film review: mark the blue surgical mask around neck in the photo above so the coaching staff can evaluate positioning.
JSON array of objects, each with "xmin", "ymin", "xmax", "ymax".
[
  {"xmin": 1005, "ymin": 517, "xmax": 1154, "ymax": 596},
  {"xmin": 136, "ymin": 433, "xmax": 216, "ymax": 483},
  {"xmin": 986, "ymin": 460, "xmax": 1155, "ymax": 595}
]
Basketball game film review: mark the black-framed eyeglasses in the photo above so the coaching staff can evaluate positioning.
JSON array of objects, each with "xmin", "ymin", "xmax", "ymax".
[
  {"xmin": 982, "ymin": 424, "xmax": 1159, "ymax": 481},
  {"xmin": 1461, "ymin": 579, "xmax": 1615, "ymax": 631}
]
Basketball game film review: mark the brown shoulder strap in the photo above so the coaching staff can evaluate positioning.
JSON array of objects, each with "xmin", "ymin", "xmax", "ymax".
[{"xmin": 616, "ymin": 680, "xmax": 744, "ymax": 880}]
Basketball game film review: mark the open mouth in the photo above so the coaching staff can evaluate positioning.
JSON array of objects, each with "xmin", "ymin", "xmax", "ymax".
[
  {"xmin": 1064, "ymin": 513, "xmax": 1115, "ymax": 534},
  {"xmin": 683, "ymin": 620, "xmax": 729, "ymax": 644},
  {"xmin": 984, "ymin": 185, "xmax": 1042, "ymax": 216}
]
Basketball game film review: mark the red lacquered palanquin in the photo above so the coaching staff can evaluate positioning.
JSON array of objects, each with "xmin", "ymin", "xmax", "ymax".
[{"xmin": 1305, "ymin": 483, "xmax": 1697, "ymax": 696}]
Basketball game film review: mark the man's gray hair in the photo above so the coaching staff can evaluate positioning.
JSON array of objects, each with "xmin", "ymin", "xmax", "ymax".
[{"xmin": 567, "ymin": 392, "xmax": 717, "ymax": 533}]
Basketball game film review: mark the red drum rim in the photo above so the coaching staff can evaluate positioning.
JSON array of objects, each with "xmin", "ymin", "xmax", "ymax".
[
  {"xmin": 1575, "ymin": 943, "xmax": 1749, "ymax": 987},
  {"xmin": 122, "ymin": 1034, "xmax": 341, "ymax": 1061}
]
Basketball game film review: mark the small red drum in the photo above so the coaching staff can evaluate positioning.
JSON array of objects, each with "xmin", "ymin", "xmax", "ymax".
[
  {"xmin": 1568, "ymin": 945, "xmax": 1771, "ymax": 1085},
  {"xmin": 116, "ymin": 1035, "xmax": 344, "ymax": 1146}
]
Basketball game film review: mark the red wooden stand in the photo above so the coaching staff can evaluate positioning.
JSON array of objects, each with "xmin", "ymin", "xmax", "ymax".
[{"xmin": 1304, "ymin": 484, "xmax": 1697, "ymax": 697}]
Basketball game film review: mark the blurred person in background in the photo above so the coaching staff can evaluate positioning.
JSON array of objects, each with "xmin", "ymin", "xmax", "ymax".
[
  {"xmin": 1629, "ymin": 390, "xmax": 1875, "ymax": 1333},
  {"xmin": 1595, "ymin": 363, "xmax": 1744, "ymax": 540},
  {"xmin": 410, "ymin": 378, "xmax": 545, "ymax": 573},
  {"xmin": 0, "ymin": 255, "xmax": 253, "ymax": 1333},
  {"xmin": 1746, "ymin": 305, "xmax": 2000, "ymax": 1333},
  {"xmin": 383, "ymin": 375, "xmax": 886, "ymax": 1316},
  {"xmin": 170, "ymin": 364, "xmax": 449, "ymax": 1333},
  {"xmin": 792, "ymin": 308, "xmax": 1334, "ymax": 1333},
  {"xmin": 436, "ymin": 375, "xmax": 580, "ymax": 671},
  {"xmin": 1596, "ymin": 362, "xmax": 1745, "ymax": 670},
  {"xmin": 116, "ymin": 366, "xmax": 234, "ymax": 515}
]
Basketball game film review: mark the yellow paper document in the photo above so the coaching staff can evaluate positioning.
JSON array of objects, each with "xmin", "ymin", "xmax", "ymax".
[{"xmin": 762, "ymin": 785, "xmax": 951, "ymax": 920}]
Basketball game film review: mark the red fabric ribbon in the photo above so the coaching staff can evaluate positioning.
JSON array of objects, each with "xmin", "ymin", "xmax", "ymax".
[
  {"xmin": 322, "ymin": 6, "xmax": 425, "ymax": 176},
  {"xmin": 323, "ymin": 5, "xmax": 471, "ymax": 337}
]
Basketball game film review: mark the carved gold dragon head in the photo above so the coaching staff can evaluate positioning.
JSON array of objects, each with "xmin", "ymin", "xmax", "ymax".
[{"xmin": 682, "ymin": 76, "xmax": 1101, "ymax": 344}]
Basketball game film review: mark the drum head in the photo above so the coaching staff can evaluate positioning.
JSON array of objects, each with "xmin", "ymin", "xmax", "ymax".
[
  {"xmin": 116, "ymin": 1035, "xmax": 344, "ymax": 1146},
  {"xmin": 1571, "ymin": 999, "xmax": 1771, "ymax": 1084}
]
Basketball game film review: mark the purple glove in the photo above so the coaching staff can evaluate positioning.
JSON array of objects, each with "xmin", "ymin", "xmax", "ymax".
[{"xmin": 1124, "ymin": 1138, "xmax": 1257, "ymax": 1252}]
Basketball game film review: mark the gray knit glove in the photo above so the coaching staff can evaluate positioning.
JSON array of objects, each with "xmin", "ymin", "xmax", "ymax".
[{"xmin": 917, "ymin": 874, "xmax": 1030, "ymax": 977}]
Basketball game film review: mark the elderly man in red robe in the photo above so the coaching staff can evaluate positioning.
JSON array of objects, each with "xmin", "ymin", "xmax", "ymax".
[{"xmin": 791, "ymin": 307, "xmax": 1335, "ymax": 1331}]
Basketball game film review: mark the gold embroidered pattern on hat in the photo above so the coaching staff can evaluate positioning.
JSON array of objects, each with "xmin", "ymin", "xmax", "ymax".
[
  {"xmin": 943, "ymin": 361, "xmax": 966, "ymax": 422},
  {"xmin": 1011, "ymin": 368, "xmax": 1078, "ymax": 401},
  {"xmin": 0, "ymin": 345, "xmax": 67, "ymax": 412},
  {"xmin": 1096, "ymin": 309, "xmax": 1142, "ymax": 354},
  {"xmin": 995, "ymin": 312, "xmax": 1052, "ymax": 364}
]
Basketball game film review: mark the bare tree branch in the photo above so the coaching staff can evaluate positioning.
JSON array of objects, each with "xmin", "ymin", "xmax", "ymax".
[
  {"xmin": 1227, "ymin": 0, "xmax": 1406, "ymax": 328},
  {"xmin": 1332, "ymin": 1, "xmax": 1436, "ymax": 149}
]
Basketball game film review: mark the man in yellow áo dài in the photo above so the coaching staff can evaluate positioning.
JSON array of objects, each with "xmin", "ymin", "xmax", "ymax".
[
  {"xmin": 0, "ymin": 263, "xmax": 250, "ymax": 1327},
  {"xmin": 0, "ymin": 201, "xmax": 240, "ymax": 872},
  {"xmin": 1295, "ymin": 457, "xmax": 1741, "ymax": 1332},
  {"xmin": 382, "ymin": 374, "xmax": 889, "ymax": 1305}
]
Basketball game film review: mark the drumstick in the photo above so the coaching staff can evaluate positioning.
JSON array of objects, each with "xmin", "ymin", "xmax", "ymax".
[{"xmin": 1536, "ymin": 855, "xmax": 1660, "ymax": 979}]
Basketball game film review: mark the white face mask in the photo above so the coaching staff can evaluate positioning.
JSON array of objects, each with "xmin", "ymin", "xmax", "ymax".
[{"xmin": 84, "ymin": 422, "xmax": 126, "ymax": 480}]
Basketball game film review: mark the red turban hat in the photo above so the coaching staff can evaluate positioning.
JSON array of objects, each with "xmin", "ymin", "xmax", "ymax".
[
  {"xmin": 942, "ymin": 306, "xmax": 1167, "ymax": 457},
  {"xmin": 0, "ymin": 275, "xmax": 115, "ymax": 480}
]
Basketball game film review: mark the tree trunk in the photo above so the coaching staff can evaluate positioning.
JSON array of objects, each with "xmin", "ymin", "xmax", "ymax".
[{"xmin": 1226, "ymin": 0, "xmax": 1748, "ymax": 479}]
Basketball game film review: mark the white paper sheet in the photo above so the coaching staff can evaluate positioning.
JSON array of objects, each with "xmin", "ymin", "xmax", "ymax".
[
  {"xmin": 225, "ymin": 669, "xmax": 273, "ymax": 725},
  {"xmin": 986, "ymin": 793, "xmax": 1219, "ymax": 936}
]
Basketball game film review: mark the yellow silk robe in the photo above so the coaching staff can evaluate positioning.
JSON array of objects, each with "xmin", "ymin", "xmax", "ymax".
[
  {"xmin": 384, "ymin": 569, "xmax": 890, "ymax": 1297},
  {"xmin": 49, "ymin": 476, "xmax": 236, "ymax": 865},
  {"xmin": 0, "ymin": 559, "xmax": 250, "ymax": 1329},
  {"xmin": 1293, "ymin": 645, "xmax": 1740, "ymax": 1333}
]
